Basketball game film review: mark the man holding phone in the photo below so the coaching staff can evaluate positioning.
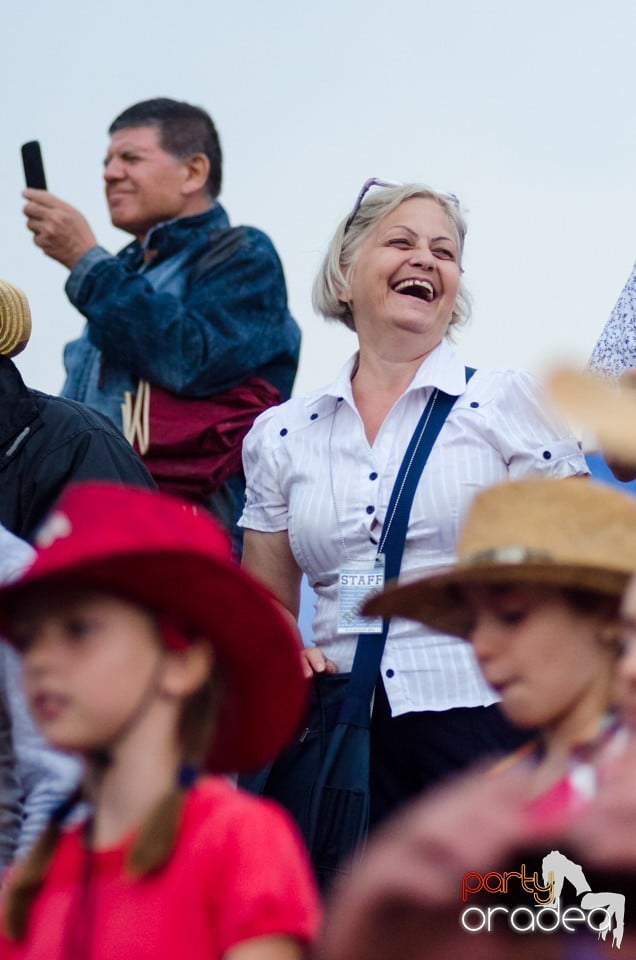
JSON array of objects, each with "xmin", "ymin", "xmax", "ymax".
[{"xmin": 22, "ymin": 97, "xmax": 300, "ymax": 548}]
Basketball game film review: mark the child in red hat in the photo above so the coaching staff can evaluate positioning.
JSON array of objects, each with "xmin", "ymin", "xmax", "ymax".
[{"xmin": 0, "ymin": 482, "xmax": 319, "ymax": 960}]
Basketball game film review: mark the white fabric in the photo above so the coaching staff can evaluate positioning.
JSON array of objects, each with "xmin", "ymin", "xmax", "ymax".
[{"xmin": 240, "ymin": 340, "xmax": 589, "ymax": 716}]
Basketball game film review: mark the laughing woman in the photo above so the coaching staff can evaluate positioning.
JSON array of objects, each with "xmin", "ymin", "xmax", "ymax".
[{"xmin": 238, "ymin": 181, "xmax": 588, "ymax": 830}]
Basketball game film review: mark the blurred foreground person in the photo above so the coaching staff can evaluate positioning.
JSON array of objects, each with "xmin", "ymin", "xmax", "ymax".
[
  {"xmin": 316, "ymin": 769, "xmax": 537, "ymax": 960},
  {"xmin": 316, "ymin": 476, "xmax": 636, "ymax": 960},
  {"xmin": 0, "ymin": 484, "xmax": 318, "ymax": 959}
]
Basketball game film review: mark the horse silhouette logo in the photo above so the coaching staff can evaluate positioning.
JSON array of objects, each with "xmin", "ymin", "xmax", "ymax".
[{"xmin": 542, "ymin": 850, "xmax": 625, "ymax": 949}]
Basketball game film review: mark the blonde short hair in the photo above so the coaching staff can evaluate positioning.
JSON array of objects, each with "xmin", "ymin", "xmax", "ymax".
[{"xmin": 312, "ymin": 183, "xmax": 471, "ymax": 333}]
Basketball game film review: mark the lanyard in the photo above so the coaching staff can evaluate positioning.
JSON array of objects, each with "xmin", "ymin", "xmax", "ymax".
[{"xmin": 339, "ymin": 368, "xmax": 476, "ymax": 727}]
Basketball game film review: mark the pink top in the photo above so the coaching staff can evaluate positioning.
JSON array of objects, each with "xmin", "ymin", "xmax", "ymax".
[{"xmin": 0, "ymin": 777, "xmax": 320, "ymax": 959}]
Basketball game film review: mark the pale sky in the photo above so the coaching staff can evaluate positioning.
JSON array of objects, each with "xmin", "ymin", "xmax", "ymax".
[{"xmin": 1, "ymin": 0, "xmax": 634, "ymax": 398}]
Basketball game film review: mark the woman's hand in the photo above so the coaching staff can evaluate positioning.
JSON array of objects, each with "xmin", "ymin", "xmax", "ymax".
[{"xmin": 300, "ymin": 647, "xmax": 339, "ymax": 679}]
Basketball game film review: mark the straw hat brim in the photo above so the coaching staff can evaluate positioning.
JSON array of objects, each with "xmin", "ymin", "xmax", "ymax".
[{"xmin": 364, "ymin": 561, "xmax": 631, "ymax": 639}]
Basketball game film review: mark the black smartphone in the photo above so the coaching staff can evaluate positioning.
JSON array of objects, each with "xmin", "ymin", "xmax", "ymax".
[{"xmin": 21, "ymin": 140, "xmax": 47, "ymax": 190}]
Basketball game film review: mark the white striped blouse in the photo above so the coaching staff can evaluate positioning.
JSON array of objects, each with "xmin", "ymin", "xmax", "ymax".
[{"xmin": 239, "ymin": 339, "xmax": 589, "ymax": 716}]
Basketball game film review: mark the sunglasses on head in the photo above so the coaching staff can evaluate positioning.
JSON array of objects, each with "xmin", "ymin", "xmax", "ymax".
[{"xmin": 343, "ymin": 177, "xmax": 460, "ymax": 236}]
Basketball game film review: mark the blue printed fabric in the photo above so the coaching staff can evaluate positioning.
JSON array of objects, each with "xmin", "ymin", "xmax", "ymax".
[{"xmin": 588, "ymin": 263, "xmax": 636, "ymax": 378}]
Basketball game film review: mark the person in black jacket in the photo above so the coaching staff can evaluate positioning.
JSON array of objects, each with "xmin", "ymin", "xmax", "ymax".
[
  {"xmin": 0, "ymin": 279, "xmax": 155, "ymax": 541},
  {"xmin": 0, "ymin": 354, "xmax": 156, "ymax": 540},
  {"xmin": 0, "ymin": 278, "xmax": 155, "ymax": 869}
]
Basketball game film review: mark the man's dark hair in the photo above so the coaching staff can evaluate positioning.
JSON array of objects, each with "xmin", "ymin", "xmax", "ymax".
[{"xmin": 109, "ymin": 98, "xmax": 222, "ymax": 200}]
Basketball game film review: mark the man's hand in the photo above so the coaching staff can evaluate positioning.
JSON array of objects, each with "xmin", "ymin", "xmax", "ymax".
[{"xmin": 22, "ymin": 189, "xmax": 98, "ymax": 270}]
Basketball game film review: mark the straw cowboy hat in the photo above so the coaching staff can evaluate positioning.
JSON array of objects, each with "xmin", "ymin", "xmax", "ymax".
[
  {"xmin": 0, "ymin": 279, "xmax": 32, "ymax": 357},
  {"xmin": 0, "ymin": 481, "xmax": 308, "ymax": 774},
  {"xmin": 547, "ymin": 366, "xmax": 636, "ymax": 465},
  {"xmin": 364, "ymin": 477, "xmax": 636, "ymax": 639}
]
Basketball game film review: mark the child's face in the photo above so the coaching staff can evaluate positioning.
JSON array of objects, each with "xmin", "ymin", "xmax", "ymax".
[
  {"xmin": 460, "ymin": 582, "xmax": 616, "ymax": 734},
  {"xmin": 11, "ymin": 586, "xmax": 165, "ymax": 755}
]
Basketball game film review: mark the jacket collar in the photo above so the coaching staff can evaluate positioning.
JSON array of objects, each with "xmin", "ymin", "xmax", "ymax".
[
  {"xmin": 118, "ymin": 203, "xmax": 230, "ymax": 268},
  {"xmin": 0, "ymin": 356, "xmax": 39, "ymax": 447}
]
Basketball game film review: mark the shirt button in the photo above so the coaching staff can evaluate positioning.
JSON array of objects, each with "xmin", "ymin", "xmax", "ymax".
[
  {"xmin": 385, "ymin": 669, "xmax": 395, "ymax": 678},
  {"xmin": 542, "ymin": 450, "xmax": 552, "ymax": 460},
  {"xmin": 470, "ymin": 401, "xmax": 479, "ymax": 408},
  {"xmin": 310, "ymin": 413, "xmax": 318, "ymax": 420},
  {"xmin": 366, "ymin": 505, "xmax": 374, "ymax": 515},
  {"xmin": 369, "ymin": 472, "xmax": 378, "ymax": 481},
  {"xmin": 279, "ymin": 428, "xmax": 288, "ymax": 437}
]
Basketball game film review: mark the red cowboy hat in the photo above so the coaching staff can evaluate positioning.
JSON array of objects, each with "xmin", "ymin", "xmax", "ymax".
[{"xmin": 0, "ymin": 481, "xmax": 308, "ymax": 773}]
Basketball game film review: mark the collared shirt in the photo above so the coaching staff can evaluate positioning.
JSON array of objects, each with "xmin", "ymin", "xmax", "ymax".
[
  {"xmin": 588, "ymin": 262, "xmax": 636, "ymax": 377},
  {"xmin": 62, "ymin": 204, "xmax": 300, "ymax": 429},
  {"xmin": 240, "ymin": 340, "xmax": 589, "ymax": 716}
]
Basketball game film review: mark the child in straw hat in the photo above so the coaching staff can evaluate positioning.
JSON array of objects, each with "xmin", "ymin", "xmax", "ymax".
[
  {"xmin": 0, "ymin": 482, "xmax": 319, "ymax": 959},
  {"xmin": 365, "ymin": 475, "xmax": 636, "ymax": 822},
  {"xmin": 312, "ymin": 477, "xmax": 636, "ymax": 960}
]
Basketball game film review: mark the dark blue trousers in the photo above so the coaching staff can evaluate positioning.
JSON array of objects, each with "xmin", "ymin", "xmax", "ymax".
[{"xmin": 369, "ymin": 680, "xmax": 529, "ymax": 827}]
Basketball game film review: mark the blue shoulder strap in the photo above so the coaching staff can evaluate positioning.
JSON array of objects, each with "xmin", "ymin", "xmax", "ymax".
[{"xmin": 339, "ymin": 367, "xmax": 476, "ymax": 726}]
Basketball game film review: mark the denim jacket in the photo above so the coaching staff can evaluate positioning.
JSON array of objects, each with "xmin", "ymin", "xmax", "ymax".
[{"xmin": 62, "ymin": 204, "xmax": 300, "ymax": 430}]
